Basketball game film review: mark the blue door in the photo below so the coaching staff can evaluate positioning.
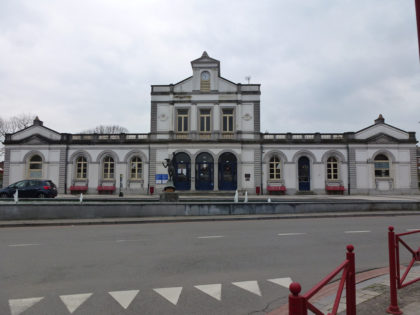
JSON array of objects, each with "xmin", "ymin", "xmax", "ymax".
[
  {"xmin": 195, "ymin": 153, "xmax": 214, "ymax": 191},
  {"xmin": 218, "ymin": 153, "xmax": 237, "ymax": 191},
  {"xmin": 298, "ymin": 156, "xmax": 310, "ymax": 191},
  {"xmin": 174, "ymin": 152, "xmax": 191, "ymax": 190}
]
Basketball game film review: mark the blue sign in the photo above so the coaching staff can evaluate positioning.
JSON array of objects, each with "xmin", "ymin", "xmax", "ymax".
[{"xmin": 155, "ymin": 174, "xmax": 169, "ymax": 184}]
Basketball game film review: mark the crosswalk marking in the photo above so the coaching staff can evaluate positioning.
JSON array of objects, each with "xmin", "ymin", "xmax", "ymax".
[
  {"xmin": 109, "ymin": 290, "xmax": 139, "ymax": 309},
  {"xmin": 194, "ymin": 284, "xmax": 222, "ymax": 301},
  {"xmin": 153, "ymin": 287, "xmax": 183, "ymax": 305},
  {"xmin": 7, "ymin": 276, "xmax": 292, "ymax": 311},
  {"xmin": 60, "ymin": 293, "xmax": 92, "ymax": 314},
  {"xmin": 267, "ymin": 277, "xmax": 293, "ymax": 289},
  {"xmin": 8, "ymin": 297, "xmax": 44, "ymax": 315},
  {"xmin": 232, "ymin": 281, "xmax": 262, "ymax": 296}
]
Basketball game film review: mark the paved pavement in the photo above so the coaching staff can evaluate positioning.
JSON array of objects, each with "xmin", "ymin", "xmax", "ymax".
[{"xmin": 269, "ymin": 266, "xmax": 420, "ymax": 315}]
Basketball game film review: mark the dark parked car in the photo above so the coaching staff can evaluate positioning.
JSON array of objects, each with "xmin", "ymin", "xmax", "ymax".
[{"xmin": 0, "ymin": 180, "xmax": 57, "ymax": 198}]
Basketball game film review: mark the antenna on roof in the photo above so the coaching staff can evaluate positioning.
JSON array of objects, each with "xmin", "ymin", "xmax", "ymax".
[{"xmin": 245, "ymin": 76, "xmax": 251, "ymax": 84}]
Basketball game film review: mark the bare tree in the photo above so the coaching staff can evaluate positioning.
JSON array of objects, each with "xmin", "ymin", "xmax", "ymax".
[
  {"xmin": 0, "ymin": 113, "xmax": 35, "ymax": 160},
  {"xmin": 81, "ymin": 125, "xmax": 129, "ymax": 134}
]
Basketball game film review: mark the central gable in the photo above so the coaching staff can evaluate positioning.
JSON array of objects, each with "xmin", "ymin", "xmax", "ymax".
[{"xmin": 355, "ymin": 115, "xmax": 409, "ymax": 141}]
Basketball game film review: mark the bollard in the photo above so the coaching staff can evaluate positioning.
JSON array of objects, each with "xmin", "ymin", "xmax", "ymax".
[
  {"xmin": 346, "ymin": 245, "xmax": 356, "ymax": 315},
  {"xmin": 289, "ymin": 282, "xmax": 307, "ymax": 315},
  {"xmin": 387, "ymin": 226, "xmax": 403, "ymax": 315}
]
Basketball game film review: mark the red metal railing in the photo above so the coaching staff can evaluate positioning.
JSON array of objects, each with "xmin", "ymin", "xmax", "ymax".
[
  {"xmin": 387, "ymin": 226, "xmax": 420, "ymax": 314},
  {"xmin": 289, "ymin": 245, "xmax": 356, "ymax": 315}
]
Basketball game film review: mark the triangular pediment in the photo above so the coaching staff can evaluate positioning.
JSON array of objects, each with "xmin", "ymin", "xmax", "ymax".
[
  {"xmin": 11, "ymin": 125, "xmax": 61, "ymax": 142},
  {"xmin": 366, "ymin": 133, "xmax": 399, "ymax": 144},
  {"xmin": 18, "ymin": 134, "xmax": 55, "ymax": 145},
  {"xmin": 355, "ymin": 123, "xmax": 409, "ymax": 140},
  {"xmin": 191, "ymin": 51, "xmax": 220, "ymax": 65}
]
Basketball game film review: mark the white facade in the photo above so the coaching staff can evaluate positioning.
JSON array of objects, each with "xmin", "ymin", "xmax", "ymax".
[{"xmin": 3, "ymin": 53, "xmax": 419, "ymax": 195}]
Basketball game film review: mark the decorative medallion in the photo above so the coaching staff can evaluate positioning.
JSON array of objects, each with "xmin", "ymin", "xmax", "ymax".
[
  {"xmin": 242, "ymin": 113, "xmax": 252, "ymax": 121},
  {"xmin": 158, "ymin": 113, "xmax": 168, "ymax": 121}
]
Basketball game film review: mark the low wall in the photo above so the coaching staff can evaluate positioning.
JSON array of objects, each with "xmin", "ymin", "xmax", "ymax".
[{"xmin": 0, "ymin": 200, "xmax": 419, "ymax": 220}]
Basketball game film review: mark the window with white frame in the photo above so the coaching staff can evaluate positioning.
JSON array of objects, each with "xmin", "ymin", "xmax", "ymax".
[
  {"xmin": 269, "ymin": 156, "xmax": 281, "ymax": 180},
  {"xmin": 327, "ymin": 156, "xmax": 339, "ymax": 180},
  {"xmin": 200, "ymin": 71, "xmax": 210, "ymax": 91},
  {"xmin": 76, "ymin": 156, "xmax": 87, "ymax": 179},
  {"xmin": 130, "ymin": 156, "xmax": 142, "ymax": 180},
  {"xmin": 103, "ymin": 156, "xmax": 114, "ymax": 179},
  {"xmin": 177, "ymin": 109, "xmax": 189, "ymax": 133},
  {"xmin": 374, "ymin": 154, "xmax": 390, "ymax": 178},
  {"xmin": 199, "ymin": 109, "xmax": 211, "ymax": 132},
  {"xmin": 222, "ymin": 108, "xmax": 234, "ymax": 133},
  {"xmin": 28, "ymin": 155, "xmax": 42, "ymax": 178}
]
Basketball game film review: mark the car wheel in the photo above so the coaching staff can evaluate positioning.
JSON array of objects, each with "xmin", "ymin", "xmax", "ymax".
[
  {"xmin": 0, "ymin": 193, "xmax": 8, "ymax": 198},
  {"xmin": 38, "ymin": 193, "xmax": 46, "ymax": 199}
]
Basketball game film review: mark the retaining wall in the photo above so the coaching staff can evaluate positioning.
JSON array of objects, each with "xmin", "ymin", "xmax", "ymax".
[{"xmin": 0, "ymin": 201, "xmax": 419, "ymax": 220}]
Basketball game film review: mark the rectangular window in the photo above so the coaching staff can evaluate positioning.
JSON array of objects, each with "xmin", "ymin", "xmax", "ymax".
[
  {"xmin": 222, "ymin": 109, "xmax": 234, "ymax": 133},
  {"xmin": 177, "ymin": 109, "xmax": 189, "ymax": 132},
  {"xmin": 199, "ymin": 109, "xmax": 211, "ymax": 132}
]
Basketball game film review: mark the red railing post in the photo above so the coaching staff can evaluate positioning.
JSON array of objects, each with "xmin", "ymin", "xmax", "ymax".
[
  {"xmin": 346, "ymin": 245, "xmax": 356, "ymax": 315},
  {"xmin": 387, "ymin": 226, "xmax": 403, "ymax": 315},
  {"xmin": 289, "ymin": 282, "xmax": 307, "ymax": 315}
]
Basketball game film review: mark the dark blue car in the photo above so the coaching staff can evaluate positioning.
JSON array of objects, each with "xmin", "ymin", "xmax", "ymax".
[{"xmin": 0, "ymin": 180, "xmax": 57, "ymax": 198}]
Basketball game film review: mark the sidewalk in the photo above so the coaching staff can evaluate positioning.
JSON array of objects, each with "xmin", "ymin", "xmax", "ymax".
[{"xmin": 269, "ymin": 266, "xmax": 420, "ymax": 315}]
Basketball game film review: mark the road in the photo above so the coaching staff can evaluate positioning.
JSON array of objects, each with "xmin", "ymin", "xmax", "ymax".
[{"xmin": 1, "ymin": 215, "xmax": 420, "ymax": 314}]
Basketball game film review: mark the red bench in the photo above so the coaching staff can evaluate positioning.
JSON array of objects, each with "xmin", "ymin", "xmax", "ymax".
[
  {"xmin": 267, "ymin": 185, "xmax": 287, "ymax": 195},
  {"xmin": 97, "ymin": 185, "xmax": 116, "ymax": 194},
  {"xmin": 326, "ymin": 185, "xmax": 345, "ymax": 194},
  {"xmin": 69, "ymin": 186, "xmax": 88, "ymax": 194}
]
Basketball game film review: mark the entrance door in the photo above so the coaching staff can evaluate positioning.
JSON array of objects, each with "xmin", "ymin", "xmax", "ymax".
[
  {"xmin": 218, "ymin": 153, "xmax": 237, "ymax": 191},
  {"xmin": 195, "ymin": 153, "xmax": 214, "ymax": 190},
  {"xmin": 298, "ymin": 156, "xmax": 310, "ymax": 191},
  {"xmin": 174, "ymin": 152, "xmax": 191, "ymax": 190}
]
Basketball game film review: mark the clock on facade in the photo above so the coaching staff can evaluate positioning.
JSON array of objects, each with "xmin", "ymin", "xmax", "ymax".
[{"xmin": 201, "ymin": 71, "xmax": 210, "ymax": 80}]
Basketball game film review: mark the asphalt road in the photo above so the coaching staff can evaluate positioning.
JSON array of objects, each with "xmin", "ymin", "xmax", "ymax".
[{"xmin": 1, "ymin": 215, "xmax": 420, "ymax": 315}]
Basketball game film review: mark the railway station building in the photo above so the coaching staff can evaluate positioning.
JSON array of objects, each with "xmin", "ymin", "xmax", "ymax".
[{"xmin": 3, "ymin": 52, "xmax": 419, "ymax": 195}]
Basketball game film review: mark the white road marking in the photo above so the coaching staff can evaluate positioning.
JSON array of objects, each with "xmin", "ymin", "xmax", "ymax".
[
  {"xmin": 108, "ymin": 290, "xmax": 139, "ymax": 309},
  {"xmin": 9, "ymin": 297, "xmax": 44, "ymax": 315},
  {"xmin": 344, "ymin": 231, "xmax": 371, "ymax": 234},
  {"xmin": 8, "ymin": 243, "xmax": 40, "ymax": 247},
  {"xmin": 194, "ymin": 284, "xmax": 222, "ymax": 301},
  {"xmin": 153, "ymin": 287, "xmax": 183, "ymax": 305},
  {"xmin": 59, "ymin": 293, "xmax": 92, "ymax": 314},
  {"xmin": 277, "ymin": 233, "xmax": 306, "ymax": 236},
  {"xmin": 232, "ymin": 281, "xmax": 262, "ymax": 296},
  {"xmin": 115, "ymin": 239, "xmax": 142, "ymax": 243},
  {"xmin": 197, "ymin": 235, "xmax": 225, "ymax": 239},
  {"xmin": 267, "ymin": 277, "xmax": 293, "ymax": 289}
]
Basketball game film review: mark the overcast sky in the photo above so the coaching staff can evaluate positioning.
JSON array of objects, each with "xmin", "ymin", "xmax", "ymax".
[{"xmin": 0, "ymin": 0, "xmax": 419, "ymax": 136}]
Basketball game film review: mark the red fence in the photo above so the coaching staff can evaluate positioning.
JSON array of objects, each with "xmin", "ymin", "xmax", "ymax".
[
  {"xmin": 289, "ymin": 245, "xmax": 356, "ymax": 315},
  {"xmin": 387, "ymin": 226, "xmax": 420, "ymax": 314}
]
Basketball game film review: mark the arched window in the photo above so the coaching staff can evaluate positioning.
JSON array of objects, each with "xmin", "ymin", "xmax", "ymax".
[
  {"xmin": 76, "ymin": 156, "xmax": 87, "ymax": 179},
  {"xmin": 28, "ymin": 155, "xmax": 42, "ymax": 178},
  {"xmin": 200, "ymin": 71, "xmax": 210, "ymax": 91},
  {"xmin": 374, "ymin": 154, "xmax": 389, "ymax": 178},
  {"xmin": 327, "ymin": 156, "xmax": 338, "ymax": 180},
  {"xmin": 103, "ymin": 156, "xmax": 114, "ymax": 179},
  {"xmin": 130, "ymin": 157, "xmax": 142, "ymax": 180},
  {"xmin": 269, "ymin": 156, "xmax": 281, "ymax": 180}
]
